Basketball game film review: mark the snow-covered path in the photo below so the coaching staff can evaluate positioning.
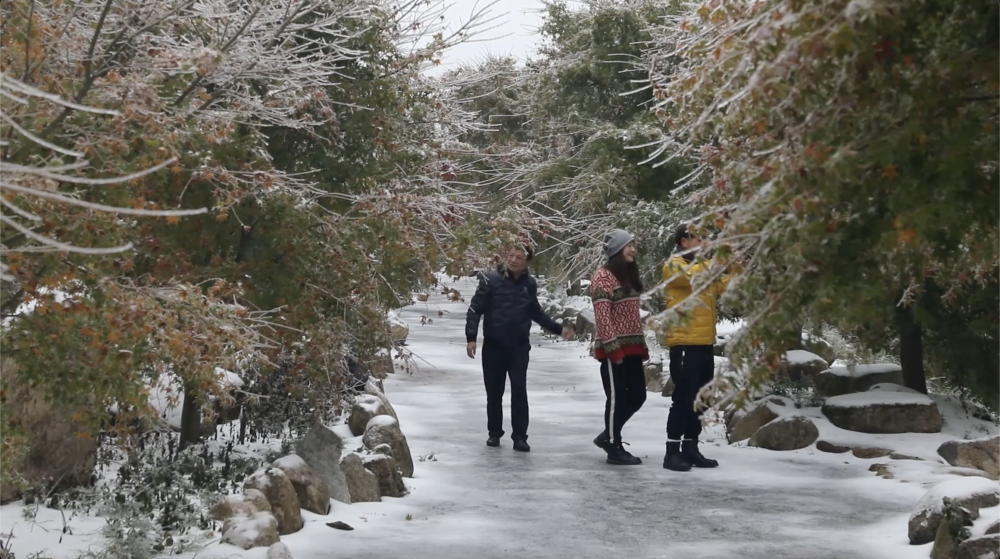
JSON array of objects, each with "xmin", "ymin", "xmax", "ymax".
[{"xmin": 282, "ymin": 276, "xmax": 924, "ymax": 559}]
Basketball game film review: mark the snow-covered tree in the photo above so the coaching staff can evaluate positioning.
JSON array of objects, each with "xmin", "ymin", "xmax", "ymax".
[{"xmin": 641, "ymin": 0, "xmax": 999, "ymax": 404}]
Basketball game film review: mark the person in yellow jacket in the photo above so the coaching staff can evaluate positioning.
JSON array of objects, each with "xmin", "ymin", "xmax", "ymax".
[{"xmin": 660, "ymin": 223, "xmax": 732, "ymax": 472}]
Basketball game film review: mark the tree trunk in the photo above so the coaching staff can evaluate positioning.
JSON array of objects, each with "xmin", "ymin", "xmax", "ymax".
[
  {"xmin": 897, "ymin": 306, "xmax": 928, "ymax": 394},
  {"xmin": 178, "ymin": 386, "xmax": 202, "ymax": 451}
]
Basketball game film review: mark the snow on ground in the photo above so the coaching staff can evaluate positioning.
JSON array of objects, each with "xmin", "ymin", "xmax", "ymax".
[{"xmin": 2, "ymin": 273, "xmax": 996, "ymax": 559}]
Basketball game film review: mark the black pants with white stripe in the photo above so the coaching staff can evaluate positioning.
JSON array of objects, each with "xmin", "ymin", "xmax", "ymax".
[
  {"xmin": 666, "ymin": 345, "xmax": 716, "ymax": 442},
  {"xmin": 600, "ymin": 356, "xmax": 647, "ymax": 445}
]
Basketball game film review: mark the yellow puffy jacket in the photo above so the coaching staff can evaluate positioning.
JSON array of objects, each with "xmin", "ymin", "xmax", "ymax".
[{"xmin": 660, "ymin": 255, "xmax": 730, "ymax": 347}]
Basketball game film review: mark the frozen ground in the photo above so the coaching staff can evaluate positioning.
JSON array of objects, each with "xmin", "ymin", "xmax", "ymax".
[{"xmin": 3, "ymin": 275, "xmax": 985, "ymax": 559}]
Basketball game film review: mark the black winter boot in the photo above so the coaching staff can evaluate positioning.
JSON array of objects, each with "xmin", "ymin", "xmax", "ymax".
[
  {"xmin": 512, "ymin": 439, "xmax": 531, "ymax": 452},
  {"xmin": 606, "ymin": 442, "xmax": 642, "ymax": 466},
  {"xmin": 663, "ymin": 442, "xmax": 692, "ymax": 472},
  {"xmin": 486, "ymin": 436, "xmax": 500, "ymax": 447},
  {"xmin": 682, "ymin": 440, "xmax": 719, "ymax": 468},
  {"xmin": 593, "ymin": 430, "xmax": 613, "ymax": 454}
]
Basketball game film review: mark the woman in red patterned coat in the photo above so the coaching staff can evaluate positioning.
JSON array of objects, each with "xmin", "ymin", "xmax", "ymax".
[{"xmin": 590, "ymin": 229, "xmax": 649, "ymax": 466}]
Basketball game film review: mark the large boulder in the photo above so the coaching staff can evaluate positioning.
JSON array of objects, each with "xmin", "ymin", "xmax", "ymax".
[
  {"xmin": 930, "ymin": 498, "xmax": 976, "ymax": 559},
  {"xmin": 777, "ymin": 350, "xmax": 829, "ymax": 383},
  {"xmin": 938, "ymin": 437, "xmax": 1000, "ymax": 480},
  {"xmin": 209, "ymin": 493, "xmax": 268, "ymax": 523},
  {"xmin": 908, "ymin": 477, "xmax": 1000, "ymax": 545},
  {"xmin": 728, "ymin": 404, "xmax": 780, "ymax": 444},
  {"xmin": 340, "ymin": 453, "xmax": 381, "ymax": 503},
  {"xmin": 0, "ymin": 360, "xmax": 98, "ymax": 503},
  {"xmin": 349, "ymin": 395, "xmax": 389, "ymax": 437},
  {"xmin": 364, "ymin": 454, "xmax": 407, "ymax": 498},
  {"xmin": 221, "ymin": 511, "xmax": 281, "ymax": 549},
  {"xmin": 363, "ymin": 416, "xmax": 414, "ymax": 478},
  {"xmin": 748, "ymin": 416, "xmax": 819, "ymax": 451},
  {"xmin": 957, "ymin": 535, "xmax": 1000, "ymax": 559},
  {"xmin": 267, "ymin": 542, "xmax": 295, "ymax": 559},
  {"xmin": 243, "ymin": 468, "xmax": 303, "ymax": 535},
  {"xmin": 822, "ymin": 387, "xmax": 943, "ymax": 434},
  {"xmin": 243, "ymin": 489, "xmax": 272, "ymax": 514},
  {"xmin": 575, "ymin": 309, "xmax": 596, "ymax": 339},
  {"xmin": 294, "ymin": 424, "xmax": 352, "ymax": 505},
  {"xmin": 644, "ymin": 362, "xmax": 667, "ymax": 392},
  {"xmin": 388, "ymin": 311, "xmax": 409, "ymax": 345},
  {"xmin": 813, "ymin": 364, "xmax": 904, "ymax": 398},
  {"xmin": 801, "ymin": 332, "xmax": 838, "ymax": 364},
  {"xmin": 364, "ymin": 379, "xmax": 399, "ymax": 423},
  {"xmin": 272, "ymin": 454, "xmax": 331, "ymax": 515}
]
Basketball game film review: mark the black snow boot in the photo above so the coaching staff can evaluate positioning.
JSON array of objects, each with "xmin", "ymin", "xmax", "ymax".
[
  {"xmin": 606, "ymin": 442, "xmax": 642, "ymax": 466},
  {"xmin": 593, "ymin": 430, "xmax": 613, "ymax": 454},
  {"xmin": 486, "ymin": 436, "xmax": 500, "ymax": 447},
  {"xmin": 682, "ymin": 440, "xmax": 719, "ymax": 468},
  {"xmin": 512, "ymin": 439, "xmax": 531, "ymax": 452},
  {"xmin": 663, "ymin": 442, "xmax": 692, "ymax": 472}
]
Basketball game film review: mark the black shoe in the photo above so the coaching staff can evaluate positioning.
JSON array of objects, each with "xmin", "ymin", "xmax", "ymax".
[
  {"xmin": 593, "ymin": 430, "xmax": 613, "ymax": 453},
  {"xmin": 682, "ymin": 440, "xmax": 719, "ymax": 468},
  {"xmin": 512, "ymin": 439, "xmax": 530, "ymax": 452},
  {"xmin": 606, "ymin": 442, "xmax": 642, "ymax": 466},
  {"xmin": 486, "ymin": 436, "xmax": 500, "ymax": 447},
  {"xmin": 663, "ymin": 442, "xmax": 692, "ymax": 472}
]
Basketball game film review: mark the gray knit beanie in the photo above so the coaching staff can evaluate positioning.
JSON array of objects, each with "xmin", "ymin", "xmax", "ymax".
[{"xmin": 603, "ymin": 229, "xmax": 634, "ymax": 259}]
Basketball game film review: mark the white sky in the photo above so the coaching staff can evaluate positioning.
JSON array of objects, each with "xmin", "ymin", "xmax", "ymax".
[{"xmin": 431, "ymin": 0, "xmax": 550, "ymax": 73}]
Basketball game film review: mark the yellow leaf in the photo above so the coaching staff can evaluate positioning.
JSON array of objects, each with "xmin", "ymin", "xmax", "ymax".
[
  {"xmin": 166, "ymin": 215, "xmax": 181, "ymax": 225},
  {"xmin": 881, "ymin": 164, "xmax": 898, "ymax": 180},
  {"xmin": 753, "ymin": 121, "xmax": 767, "ymax": 134},
  {"xmin": 918, "ymin": 134, "xmax": 927, "ymax": 146},
  {"xmin": 697, "ymin": 5, "xmax": 711, "ymax": 18},
  {"xmin": 897, "ymin": 228, "xmax": 917, "ymax": 244}
]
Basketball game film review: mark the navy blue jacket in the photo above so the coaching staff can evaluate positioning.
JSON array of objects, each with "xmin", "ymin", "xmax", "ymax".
[{"xmin": 465, "ymin": 266, "xmax": 563, "ymax": 348}]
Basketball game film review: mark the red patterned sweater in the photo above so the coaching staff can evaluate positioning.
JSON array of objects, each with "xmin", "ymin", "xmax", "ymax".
[{"xmin": 590, "ymin": 267, "xmax": 649, "ymax": 362}]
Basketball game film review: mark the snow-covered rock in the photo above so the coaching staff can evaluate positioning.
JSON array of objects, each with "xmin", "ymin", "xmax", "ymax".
[
  {"xmin": 349, "ymin": 395, "xmax": 389, "ymax": 437},
  {"xmin": 365, "ymin": 378, "xmax": 399, "ymax": 423},
  {"xmin": 388, "ymin": 310, "xmax": 409, "ymax": 344},
  {"xmin": 822, "ymin": 387, "xmax": 943, "ymax": 434},
  {"xmin": 777, "ymin": 350, "xmax": 829, "ymax": 383},
  {"xmin": 221, "ymin": 511, "xmax": 280, "ymax": 550},
  {"xmin": 340, "ymin": 453, "xmax": 381, "ymax": 503},
  {"xmin": 643, "ymin": 361, "xmax": 668, "ymax": 393},
  {"xmin": 244, "ymin": 467, "xmax": 304, "ymax": 535},
  {"xmin": 294, "ymin": 424, "xmax": 352, "ymax": 505},
  {"xmin": 363, "ymin": 415, "xmax": 414, "ymax": 478},
  {"xmin": 272, "ymin": 454, "xmax": 331, "ymax": 516},
  {"xmin": 728, "ymin": 404, "xmax": 779, "ymax": 444},
  {"xmin": 908, "ymin": 477, "xmax": 1000, "ymax": 545},
  {"xmin": 266, "ymin": 542, "xmax": 295, "ymax": 559},
  {"xmin": 938, "ymin": 436, "xmax": 1000, "ymax": 480},
  {"xmin": 813, "ymin": 364, "xmax": 903, "ymax": 397},
  {"xmin": 210, "ymin": 494, "xmax": 264, "ymax": 523},
  {"xmin": 243, "ymin": 488, "xmax": 272, "ymax": 514},
  {"xmin": 748, "ymin": 415, "xmax": 819, "ymax": 451},
  {"xmin": 956, "ymin": 534, "xmax": 999, "ymax": 559},
  {"xmin": 363, "ymin": 453, "xmax": 407, "ymax": 498}
]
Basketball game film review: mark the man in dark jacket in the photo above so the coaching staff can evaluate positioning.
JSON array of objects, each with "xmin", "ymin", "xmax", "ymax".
[{"xmin": 466, "ymin": 246, "xmax": 573, "ymax": 452}]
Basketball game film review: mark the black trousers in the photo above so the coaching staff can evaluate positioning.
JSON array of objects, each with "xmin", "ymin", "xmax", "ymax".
[
  {"xmin": 666, "ymin": 345, "xmax": 716, "ymax": 441},
  {"xmin": 482, "ymin": 342, "xmax": 530, "ymax": 440},
  {"xmin": 600, "ymin": 356, "xmax": 647, "ymax": 444}
]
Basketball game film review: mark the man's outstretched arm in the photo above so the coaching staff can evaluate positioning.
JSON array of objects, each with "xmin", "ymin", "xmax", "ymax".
[{"xmin": 465, "ymin": 275, "xmax": 490, "ymax": 356}]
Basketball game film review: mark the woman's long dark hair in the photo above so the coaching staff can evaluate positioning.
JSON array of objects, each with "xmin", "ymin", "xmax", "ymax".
[{"xmin": 605, "ymin": 252, "xmax": 643, "ymax": 293}]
